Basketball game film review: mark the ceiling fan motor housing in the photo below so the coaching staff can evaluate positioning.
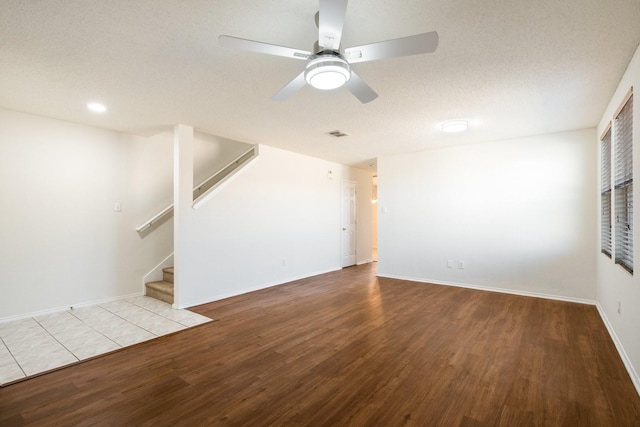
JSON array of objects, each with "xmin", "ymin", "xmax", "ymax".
[{"xmin": 305, "ymin": 52, "xmax": 351, "ymax": 90}]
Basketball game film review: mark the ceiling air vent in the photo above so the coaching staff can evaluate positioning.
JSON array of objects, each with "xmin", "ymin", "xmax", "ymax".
[{"xmin": 327, "ymin": 130, "xmax": 349, "ymax": 138}]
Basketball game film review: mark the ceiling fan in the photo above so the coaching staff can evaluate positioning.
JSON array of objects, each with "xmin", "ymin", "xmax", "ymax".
[{"xmin": 219, "ymin": 0, "xmax": 439, "ymax": 103}]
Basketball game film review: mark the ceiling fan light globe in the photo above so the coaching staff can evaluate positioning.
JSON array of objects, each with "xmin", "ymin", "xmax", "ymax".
[
  {"xmin": 305, "ymin": 57, "xmax": 351, "ymax": 90},
  {"xmin": 308, "ymin": 68, "xmax": 349, "ymax": 90}
]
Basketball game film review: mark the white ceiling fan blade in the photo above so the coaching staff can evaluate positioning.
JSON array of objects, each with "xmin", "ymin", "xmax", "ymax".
[
  {"xmin": 344, "ymin": 31, "xmax": 439, "ymax": 64},
  {"xmin": 272, "ymin": 71, "xmax": 307, "ymax": 101},
  {"xmin": 219, "ymin": 35, "xmax": 311, "ymax": 60},
  {"xmin": 318, "ymin": 0, "xmax": 348, "ymax": 50},
  {"xmin": 345, "ymin": 71, "xmax": 378, "ymax": 103}
]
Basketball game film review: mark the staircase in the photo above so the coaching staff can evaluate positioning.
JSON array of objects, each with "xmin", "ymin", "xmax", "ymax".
[{"xmin": 145, "ymin": 267, "xmax": 174, "ymax": 304}]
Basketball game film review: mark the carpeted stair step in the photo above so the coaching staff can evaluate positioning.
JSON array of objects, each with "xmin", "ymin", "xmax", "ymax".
[
  {"xmin": 145, "ymin": 279, "xmax": 174, "ymax": 304},
  {"xmin": 163, "ymin": 267, "xmax": 174, "ymax": 284}
]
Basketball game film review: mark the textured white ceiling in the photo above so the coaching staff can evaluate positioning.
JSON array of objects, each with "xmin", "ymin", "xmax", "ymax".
[{"xmin": 1, "ymin": 0, "xmax": 639, "ymax": 169}]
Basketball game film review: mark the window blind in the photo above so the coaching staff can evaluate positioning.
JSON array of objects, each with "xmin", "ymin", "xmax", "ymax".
[
  {"xmin": 601, "ymin": 128, "xmax": 612, "ymax": 257},
  {"xmin": 614, "ymin": 93, "xmax": 633, "ymax": 273}
]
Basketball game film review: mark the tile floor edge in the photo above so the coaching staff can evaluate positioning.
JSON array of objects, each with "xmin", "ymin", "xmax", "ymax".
[
  {"xmin": 0, "ymin": 292, "xmax": 146, "ymax": 324},
  {"xmin": 0, "ymin": 317, "xmax": 216, "ymax": 388}
]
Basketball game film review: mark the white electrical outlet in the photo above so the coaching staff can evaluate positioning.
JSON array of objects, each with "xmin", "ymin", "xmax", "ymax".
[
  {"xmin": 447, "ymin": 260, "xmax": 454, "ymax": 268},
  {"xmin": 114, "ymin": 202, "xmax": 122, "ymax": 212},
  {"xmin": 458, "ymin": 261, "xmax": 465, "ymax": 269}
]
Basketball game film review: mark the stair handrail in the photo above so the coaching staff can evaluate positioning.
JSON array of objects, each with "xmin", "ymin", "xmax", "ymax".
[
  {"xmin": 191, "ymin": 145, "xmax": 257, "ymax": 201},
  {"xmin": 136, "ymin": 204, "xmax": 175, "ymax": 233},
  {"xmin": 136, "ymin": 145, "xmax": 258, "ymax": 233}
]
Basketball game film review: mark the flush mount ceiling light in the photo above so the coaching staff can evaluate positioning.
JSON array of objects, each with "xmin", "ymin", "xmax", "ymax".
[
  {"xmin": 87, "ymin": 102, "xmax": 107, "ymax": 113},
  {"xmin": 441, "ymin": 120, "xmax": 468, "ymax": 133},
  {"xmin": 305, "ymin": 55, "xmax": 351, "ymax": 90}
]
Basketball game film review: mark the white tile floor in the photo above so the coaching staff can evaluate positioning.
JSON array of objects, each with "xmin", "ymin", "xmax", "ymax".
[{"xmin": 0, "ymin": 296, "xmax": 212, "ymax": 385}]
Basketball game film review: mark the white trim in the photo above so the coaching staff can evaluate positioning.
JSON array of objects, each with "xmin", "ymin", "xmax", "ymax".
[
  {"xmin": 0, "ymin": 291, "xmax": 144, "ymax": 324},
  {"xmin": 177, "ymin": 267, "xmax": 341, "ymax": 309},
  {"xmin": 357, "ymin": 259, "xmax": 373, "ymax": 265},
  {"xmin": 137, "ymin": 146, "xmax": 259, "ymax": 231},
  {"xmin": 596, "ymin": 302, "xmax": 640, "ymax": 396},
  {"xmin": 376, "ymin": 273, "xmax": 597, "ymax": 305},
  {"xmin": 192, "ymin": 149, "xmax": 259, "ymax": 210},
  {"xmin": 142, "ymin": 253, "xmax": 174, "ymax": 291}
]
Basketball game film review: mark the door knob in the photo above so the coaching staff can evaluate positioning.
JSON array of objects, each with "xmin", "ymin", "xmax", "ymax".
[{"xmin": 342, "ymin": 227, "xmax": 346, "ymax": 231}]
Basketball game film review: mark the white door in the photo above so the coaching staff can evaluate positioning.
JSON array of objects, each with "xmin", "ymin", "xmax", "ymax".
[{"xmin": 341, "ymin": 180, "xmax": 357, "ymax": 267}]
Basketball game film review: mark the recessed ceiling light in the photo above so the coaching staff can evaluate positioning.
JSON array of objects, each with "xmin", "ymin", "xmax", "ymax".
[
  {"xmin": 441, "ymin": 120, "xmax": 468, "ymax": 133},
  {"xmin": 87, "ymin": 102, "xmax": 107, "ymax": 113}
]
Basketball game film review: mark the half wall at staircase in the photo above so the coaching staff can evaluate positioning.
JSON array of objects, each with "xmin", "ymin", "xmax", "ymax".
[{"xmin": 172, "ymin": 125, "xmax": 373, "ymax": 308}]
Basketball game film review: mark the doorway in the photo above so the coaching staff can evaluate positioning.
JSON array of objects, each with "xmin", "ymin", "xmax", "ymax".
[
  {"xmin": 372, "ymin": 175, "xmax": 378, "ymax": 261},
  {"xmin": 341, "ymin": 180, "xmax": 357, "ymax": 267}
]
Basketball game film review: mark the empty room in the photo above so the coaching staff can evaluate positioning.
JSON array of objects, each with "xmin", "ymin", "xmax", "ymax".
[{"xmin": 1, "ymin": 0, "xmax": 640, "ymax": 425}]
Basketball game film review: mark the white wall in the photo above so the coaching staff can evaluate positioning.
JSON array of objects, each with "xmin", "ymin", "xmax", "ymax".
[
  {"xmin": 0, "ymin": 109, "xmax": 370, "ymax": 319},
  {"xmin": 0, "ymin": 109, "xmax": 173, "ymax": 319},
  {"xmin": 597, "ymin": 44, "xmax": 640, "ymax": 393},
  {"xmin": 175, "ymin": 142, "xmax": 373, "ymax": 308},
  {"xmin": 377, "ymin": 128, "xmax": 598, "ymax": 301},
  {"xmin": 192, "ymin": 131, "xmax": 253, "ymax": 187},
  {"xmin": 0, "ymin": 109, "xmax": 252, "ymax": 320}
]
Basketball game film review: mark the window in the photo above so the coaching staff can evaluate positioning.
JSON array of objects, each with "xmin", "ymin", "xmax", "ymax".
[
  {"xmin": 614, "ymin": 93, "xmax": 633, "ymax": 273},
  {"xmin": 601, "ymin": 127, "xmax": 612, "ymax": 257}
]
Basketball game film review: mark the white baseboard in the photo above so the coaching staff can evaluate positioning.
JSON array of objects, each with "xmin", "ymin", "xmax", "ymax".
[
  {"xmin": 376, "ymin": 273, "xmax": 596, "ymax": 305},
  {"xmin": 357, "ymin": 259, "xmax": 373, "ymax": 266},
  {"xmin": 0, "ymin": 291, "xmax": 144, "ymax": 324},
  {"xmin": 595, "ymin": 303, "xmax": 640, "ymax": 396},
  {"xmin": 178, "ymin": 267, "xmax": 341, "ymax": 309}
]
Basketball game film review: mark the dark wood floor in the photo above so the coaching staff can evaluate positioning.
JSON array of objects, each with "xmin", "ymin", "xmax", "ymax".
[{"xmin": 1, "ymin": 263, "xmax": 639, "ymax": 426}]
